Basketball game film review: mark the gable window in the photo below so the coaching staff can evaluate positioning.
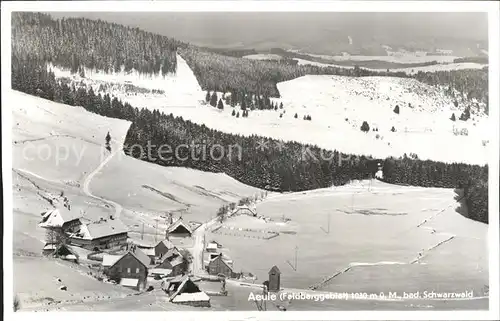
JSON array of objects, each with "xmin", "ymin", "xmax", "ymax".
[
  {"xmin": 127, "ymin": 268, "xmax": 131, "ymax": 273},
  {"xmin": 136, "ymin": 268, "xmax": 139, "ymax": 274}
]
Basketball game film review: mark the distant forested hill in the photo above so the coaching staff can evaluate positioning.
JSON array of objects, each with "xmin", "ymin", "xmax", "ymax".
[{"xmin": 12, "ymin": 12, "xmax": 181, "ymax": 75}]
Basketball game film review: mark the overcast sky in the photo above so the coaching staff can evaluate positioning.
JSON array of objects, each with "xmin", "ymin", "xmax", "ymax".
[{"xmin": 48, "ymin": 12, "xmax": 488, "ymax": 50}]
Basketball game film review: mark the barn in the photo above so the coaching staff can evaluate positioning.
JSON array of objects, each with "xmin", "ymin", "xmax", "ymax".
[
  {"xmin": 69, "ymin": 218, "xmax": 129, "ymax": 250},
  {"xmin": 166, "ymin": 218, "xmax": 193, "ymax": 238},
  {"xmin": 207, "ymin": 254, "xmax": 236, "ymax": 278},
  {"xmin": 105, "ymin": 247, "xmax": 150, "ymax": 291},
  {"xmin": 163, "ymin": 275, "xmax": 210, "ymax": 308}
]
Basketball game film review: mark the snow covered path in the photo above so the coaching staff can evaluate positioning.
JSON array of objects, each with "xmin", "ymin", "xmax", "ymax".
[{"xmin": 81, "ymin": 138, "xmax": 124, "ymax": 219}]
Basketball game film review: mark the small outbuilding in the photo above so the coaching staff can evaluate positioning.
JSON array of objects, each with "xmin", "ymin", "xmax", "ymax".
[{"xmin": 268, "ymin": 265, "xmax": 281, "ymax": 292}]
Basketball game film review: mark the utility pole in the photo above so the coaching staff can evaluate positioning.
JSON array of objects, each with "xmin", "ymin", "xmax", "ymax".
[
  {"xmin": 141, "ymin": 222, "xmax": 145, "ymax": 240},
  {"xmin": 295, "ymin": 245, "xmax": 298, "ymax": 271},
  {"xmin": 154, "ymin": 218, "xmax": 159, "ymax": 243}
]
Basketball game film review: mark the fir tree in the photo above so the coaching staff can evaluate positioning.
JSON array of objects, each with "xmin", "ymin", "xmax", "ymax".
[
  {"xmin": 105, "ymin": 131, "xmax": 112, "ymax": 151},
  {"xmin": 232, "ymin": 109, "xmax": 236, "ymax": 116},
  {"xmin": 205, "ymin": 91, "xmax": 211, "ymax": 103},
  {"xmin": 450, "ymin": 113, "xmax": 456, "ymax": 121},
  {"xmin": 217, "ymin": 98, "xmax": 224, "ymax": 110},
  {"xmin": 361, "ymin": 121, "xmax": 370, "ymax": 132},
  {"xmin": 210, "ymin": 92, "xmax": 218, "ymax": 107},
  {"xmin": 393, "ymin": 105, "xmax": 400, "ymax": 114},
  {"xmin": 236, "ymin": 111, "xmax": 240, "ymax": 118},
  {"xmin": 294, "ymin": 113, "xmax": 298, "ymax": 119}
]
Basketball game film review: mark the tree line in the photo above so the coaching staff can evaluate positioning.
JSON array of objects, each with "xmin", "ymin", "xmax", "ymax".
[
  {"xmin": 12, "ymin": 12, "xmax": 180, "ymax": 76},
  {"xmin": 11, "ymin": 56, "xmax": 488, "ymax": 224}
]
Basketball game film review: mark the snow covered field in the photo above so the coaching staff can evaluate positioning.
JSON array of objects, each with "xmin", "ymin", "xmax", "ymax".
[
  {"xmin": 207, "ymin": 180, "xmax": 488, "ymax": 309},
  {"xmin": 48, "ymin": 55, "xmax": 488, "ymax": 165}
]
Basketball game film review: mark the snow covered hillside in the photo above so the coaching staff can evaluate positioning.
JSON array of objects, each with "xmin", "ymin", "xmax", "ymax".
[
  {"xmin": 47, "ymin": 55, "xmax": 489, "ymax": 165},
  {"xmin": 49, "ymin": 54, "xmax": 205, "ymax": 110}
]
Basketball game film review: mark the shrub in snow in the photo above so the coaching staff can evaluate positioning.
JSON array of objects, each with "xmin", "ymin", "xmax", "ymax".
[
  {"xmin": 450, "ymin": 113, "xmax": 456, "ymax": 121},
  {"xmin": 279, "ymin": 113, "xmax": 283, "ymax": 118},
  {"xmin": 391, "ymin": 126, "xmax": 396, "ymax": 132},
  {"xmin": 236, "ymin": 112, "xmax": 240, "ymax": 118},
  {"xmin": 14, "ymin": 295, "xmax": 20, "ymax": 312},
  {"xmin": 205, "ymin": 91, "xmax": 210, "ymax": 103},
  {"xmin": 393, "ymin": 105, "xmax": 400, "ymax": 114},
  {"xmin": 459, "ymin": 107, "xmax": 471, "ymax": 121},
  {"xmin": 361, "ymin": 121, "xmax": 370, "ymax": 133},
  {"xmin": 375, "ymin": 134, "xmax": 380, "ymax": 139},
  {"xmin": 294, "ymin": 113, "xmax": 298, "ymax": 119},
  {"xmin": 232, "ymin": 110, "xmax": 236, "ymax": 116}
]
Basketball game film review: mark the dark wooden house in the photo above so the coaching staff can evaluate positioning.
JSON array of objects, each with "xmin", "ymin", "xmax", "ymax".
[
  {"xmin": 157, "ymin": 254, "xmax": 187, "ymax": 276},
  {"xmin": 155, "ymin": 239, "xmax": 175, "ymax": 259},
  {"xmin": 268, "ymin": 265, "xmax": 281, "ymax": 292},
  {"xmin": 207, "ymin": 254, "xmax": 236, "ymax": 278},
  {"xmin": 106, "ymin": 247, "xmax": 150, "ymax": 291}
]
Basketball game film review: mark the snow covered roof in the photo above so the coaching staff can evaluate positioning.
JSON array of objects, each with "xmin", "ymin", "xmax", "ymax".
[
  {"xmin": 120, "ymin": 278, "xmax": 139, "ymax": 287},
  {"xmin": 132, "ymin": 239, "xmax": 155, "ymax": 248},
  {"xmin": 206, "ymin": 243, "xmax": 218, "ymax": 250},
  {"xmin": 141, "ymin": 247, "xmax": 155, "ymax": 257},
  {"xmin": 149, "ymin": 268, "xmax": 172, "ymax": 276},
  {"xmin": 130, "ymin": 247, "xmax": 151, "ymax": 267},
  {"xmin": 169, "ymin": 256, "xmax": 184, "ymax": 267},
  {"xmin": 39, "ymin": 207, "xmax": 81, "ymax": 228},
  {"xmin": 71, "ymin": 219, "xmax": 128, "ymax": 240},
  {"xmin": 172, "ymin": 291, "xmax": 210, "ymax": 303},
  {"xmin": 102, "ymin": 254, "xmax": 122, "ymax": 267},
  {"xmin": 163, "ymin": 247, "xmax": 181, "ymax": 260},
  {"xmin": 43, "ymin": 243, "xmax": 57, "ymax": 251},
  {"xmin": 166, "ymin": 218, "xmax": 193, "ymax": 235},
  {"xmin": 157, "ymin": 239, "xmax": 174, "ymax": 249},
  {"xmin": 269, "ymin": 265, "xmax": 281, "ymax": 274}
]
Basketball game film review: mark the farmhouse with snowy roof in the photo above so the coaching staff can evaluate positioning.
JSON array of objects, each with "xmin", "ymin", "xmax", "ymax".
[
  {"xmin": 166, "ymin": 217, "xmax": 193, "ymax": 237},
  {"xmin": 39, "ymin": 206, "xmax": 82, "ymax": 233},
  {"xmin": 69, "ymin": 218, "xmax": 129, "ymax": 250},
  {"xmin": 105, "ymin": 246, "xmax": 150, "ymax": 291}
]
